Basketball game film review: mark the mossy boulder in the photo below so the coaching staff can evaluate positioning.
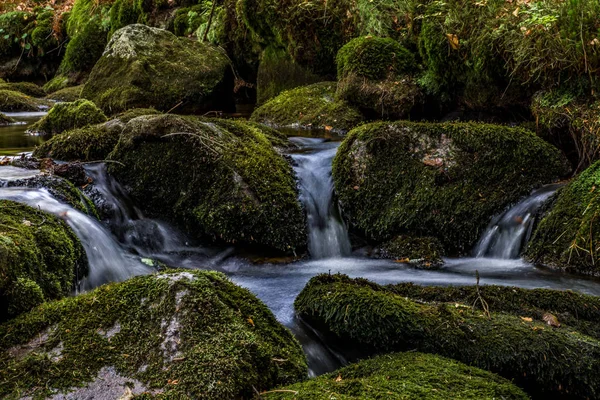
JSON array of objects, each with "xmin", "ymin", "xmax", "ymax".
[
  {"xmin": 0, "ymin": 82, "xmax": 45, "ymax": 98},
  {"xmin": 0, "ymin": 112, "xmax": 14, "ymax": 125},
  {"xmin": 388, "ymin": 282, "xmax": 600, "ymax": 341},
  {"xmin": 0, "ymin": 89, "xmax": 48, "ymax": 112},
  {"xmin": 333, "ymin": 121, "xmax": 570, "ymax": 254},
  {"xmin": 526, "ymin": 160, "xmax": 600, "ymax": 276},
  {"xmin": 0, "ymin": 270, "xmax": 307, "ymax": 398},
  {"xmin": 296, "ymin": 274, "xmax": 600, "ymax": 399},
  {"xmin": 113, "ymin": 107, "xmax": 161, "ymax": 123},
  {"xmin": 336, "ymin": 36, "xmax": 422, "ymax": 119},
  {"xmin": 33, "ymin": 121, "xmax": 122, "ymax": 162},
  {"xmin": 263, "ymin": 352, "xmax": 528, "ymax": 400},
  {"xmin": 82, "ymin": 24, "xmax": 234, "ymax": 115},
  {"xmin": 251, "ymin": 82, "xmax": 364, "ymax": 134},
  {"xmin": 45, "ymin": 85, "xmax": 83, "ymax": 102},
  {"xmin": 107, "ymin": 114, "xmax": 306, "ymax": 253},
  {"xmin": 376, "ymin": 235, "xmax": 444, "ymax": 269},
  {"xmin": 28, "ymin": 99, "xmax": 108, "ymax": 135},
  {"xmin": 42, "ymin": 75, "xmax": 70, "ymax": 94},
  {"xmin": 0, "ymin": 200, "xmax": 87, "ymax": 320}
]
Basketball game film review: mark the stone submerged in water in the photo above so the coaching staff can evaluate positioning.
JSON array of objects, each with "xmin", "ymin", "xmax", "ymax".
[
  {"xmin": 295, "ymin": 274, "xmax": 600, "ymax": 399},
  {"xmin": 262, "ymin": 352, "xmax": 528, "ymax": 400},
  {"xmin": 0, "ymin": 270, "xmax": 307, "ymax": 399},
  {"xmin": 107, "ymin": 114, "xmax": 307, "ymax": 253},
  {"xmin": 81, "ymin": 24, "xmax": 234, "ymax": 115},
  {"xmin": 0, "ymin": 200, "xmax": 87, "ymax": 320},
  {"xmin": 333, "ymin": 121, "xmax": 570, "ymax": 256}
]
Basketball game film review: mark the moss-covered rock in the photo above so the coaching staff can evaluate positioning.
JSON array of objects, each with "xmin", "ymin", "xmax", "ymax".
[
  {"xmin": 28, "ymin": 99, "xmax": 107, "ymax": 135},
  {"xmin": 262, "ymin": 352, "xmax": 529, "ymax": 400},
  {"xmin": 0, "ymin": 89, "xmax": 48, "ymax": 112},
  {"xmin": 0, "ymin": 82, "xmax": 45, "ymax": 98},
  {"xmin": 0, "ymin": 200, "xmax": 86, "ymax": 320},
  {"xmin": 388, "ymin": 283, "xmax": 600, "ymax": 341},
  {"xmin": 526, "ymin": 160, "xmax": 600, "ymax": 276},
  {"xmin": 45, "ymin": 85, "xmax": 83, "ymax": 102},
  {"xmin": 108, "ymin": 114, "xmax": 306, "ymax": 253},
  {"xmin": 376, "ymin": 235, "xmax": 444, "ymax": 269},
  {"xmin": 296, "ymin": 274, "xmax": 600, "ymax": 399},
  {"xmin": 256, "ymin": 45, "xmax": 321, "ymax": 105},
  {"xmin": 33, "ymin": 122, "xmax": 121, "ymax": 162},
  {"xmin": 251, "ymin": 82, "xmax": 364, "ymax": 134},
  {"xmin": 333, "ymin": 121, "xmax": 570, "ymax": 254},
  {"xmin": 42, "ymin": 75, "xmax": 70, "ymax": 94},
  {"xmin": 113, "ymin": 107, "xmax": 161, "ymax": 123},
  {"xmin": 82, "ymin": 24, "xmax": 234, "ymax": 115},
  {"xmin": 0, "ymin": 270, "xmax": 307, "ymax": 398},
  {"xmin": 0, "ymin": 112, "xmax": 14, "ymax": 125}
]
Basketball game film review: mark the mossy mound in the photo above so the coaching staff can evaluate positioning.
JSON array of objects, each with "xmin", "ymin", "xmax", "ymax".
[
  {"xmin": 0, "ymin": 112, "xmax": 14, "ymax": 125},
  {"xmin": 0, "ymin": 82, "xmax": 45, "ymax": 98},
  {"xmin": 42, "ymin": 75, "xmax": 70, "ymax": 94},
  {"xmin": 82, "ymin": 24, "xmax": 233, "ymax": 115},
  {"xmin": 526, "ymin": 160, "xmax": 600, "ymax": 276},
  {"xmin": 388, "ymin": 283, "xmax": 600, "ymax": 341},
  {"xmin": 296, "ymin": 274, "xmax": 600, "ymax": 399},
  {"xmin": 45, "ymin": 85, "xmax": 83, "ymax": 102},
  {"xmin": 263, "ymin": 352, "xmax": 528, "ymax": 400},
  {"xmin": 108, "ymin": 114, "xmax": 306, "ymax": 253},
  {"xmin": 376, "ymin": 235, "xmax": 444, "ymax": 269},
  {"xmin": 28, "ymin": 99, "xmax": 107, "ymax": 135},
  {"xmin": 251, "ymin": 82, "xmax": 364, "ymax": 134},
  {"xmin": 333, "ymin": 121, "xmax": 570, "ymax": 254},
  {"xmin": 0, "ymin": 89, "xmax": 47, "ymax": 112},
  {"xmin": 0, "ymin": 270, "xmax": 307, "ymax": 398},
  {"xmin": 0, "ymin": 200, "xmax": 86, "ymax": 320},
  {"xmin": 33, "ymin": 122, "xmax": 121, "ymax": 162},
  {"xmin": 114, "ymin": 107, "xmax": 161, "ymax": 123}
]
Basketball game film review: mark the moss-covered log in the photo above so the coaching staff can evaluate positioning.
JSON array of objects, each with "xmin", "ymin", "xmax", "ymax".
[
  {"xmin": 108, "ymin": 114, "xmax": 306, "ymax": 253},
  {"xmin": 333, "ymin": 121, "xmax": 570, "ymax": 254},
  {"xmin": 0, "ymin": 270, "xmax": 307, "ymax": 398},
  {"xmin": 262, "ymin": 352, "xmax": 529, "ymax": 400},
  {"xmin": 526, "ymin": 160, "xmax": 600, "ymax": 276},
  {"xmin": 251, "ymin": 82, "xmax": 364, "ymax": 134},
  {"xmin": 28, "ymin": 99, "xmax": 107, "ymax": 135},
  {"xmin": 82, "ymin": 24, "xmax": 234, "ymax": 115},
  {"xmin": 0, "ymin": 200, "xmax": 86, "ymax": 320},
  {"xmin": 295, "ymin": 274, "xmax": 600, "ymax": 399}
]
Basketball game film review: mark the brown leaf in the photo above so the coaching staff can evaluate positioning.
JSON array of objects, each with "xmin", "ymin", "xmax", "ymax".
[
  {"xmin": 543, "ymin": 312, "xmax": 561, "ymax": 327},
  {"xmin": 520, "ymin": 316, "xmax": 533, "ymax": 322},
  {"xmin": 335, "ymin": 374, "xmax": 343, "ymax": 382},
  {"xmin": 446, "ymin": 33, "xmax": 459, "ymax": 50}
]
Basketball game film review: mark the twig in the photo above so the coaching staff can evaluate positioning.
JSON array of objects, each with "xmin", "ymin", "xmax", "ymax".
[
  {"xmin": 473, "ymin": 270, "xmax": 490, "ymax": 318},
  {"xmin": 202, "ymin": 0, "xmax": 217, "ymax": 42}
]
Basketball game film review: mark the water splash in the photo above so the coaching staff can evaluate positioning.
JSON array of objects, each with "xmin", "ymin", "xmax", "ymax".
[{"xmin": 290, "ymin": 138, "xmax": 351, "ymax": 259}]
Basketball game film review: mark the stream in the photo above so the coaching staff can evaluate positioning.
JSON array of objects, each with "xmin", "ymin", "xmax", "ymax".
[{"xmin": 1, "ymin": 121, "xmax": 600, "ymax": 377}]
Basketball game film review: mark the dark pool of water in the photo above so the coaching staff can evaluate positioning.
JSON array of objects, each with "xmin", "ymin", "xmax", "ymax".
[{"xmin": 0, "ymin": 112, "xmax": 47, "ymax": 155}]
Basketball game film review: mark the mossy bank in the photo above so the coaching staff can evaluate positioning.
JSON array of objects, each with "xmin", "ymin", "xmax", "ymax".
[
  {"xmin": 333, "ymin": 121, "xmax": 570, "ymax": 254},
  {"xmin": 0, "ymin": 270, "xmax": 307, "ymax": 398}
]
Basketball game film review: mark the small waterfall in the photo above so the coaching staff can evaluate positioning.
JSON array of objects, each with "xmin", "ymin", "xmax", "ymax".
[
  {"xmin": 0, "ymin": 187, "xmax": 154, "ymax": 289},
  {"xmin": 290, "ymin": 138, "xmax": 351, "ymax": 259},
  {"xmin": 474, "ymin": 185, "xmax": 560, "ymax": 259}
]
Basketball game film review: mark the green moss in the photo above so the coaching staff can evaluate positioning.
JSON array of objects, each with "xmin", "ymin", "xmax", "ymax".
[
  {"xmin": 388, "ymin": 282, "xmax": 600, "ymax": 341},
  {"xmin": 377, "ymin": 235, "xmax": 444, "ymax": 269},
  {"xmin": 0, "ymin": 82, "xmax": 45, "ymax": 98},
  {"xmin": 81, "ymin": 24, "xmax": 233, "ymax": 115},
  {"xmin": 333, "ymin": 121, "xmax": 570, "ymax": 253},
  {"xmin": 113, "ymin": 107, "xmax": 161, "ymax": 123},
  {"xmin": 263, "ymin": 352, "xmax": 528, "ymax": 400},
  {"xmin": 45, "ymin": 85, "xmax": 83, "ymax": 102},
  {"xmin": 43, "ymin": 75, "xmax": 70, "ymax": 94},
  {"xmin": 526, "ymin": 160, "xmax": 600, "ymax": 276},
  {"xmin": 256, "ymin": 45, "xmax": 321, "ymax": 105},
  {"xmin": 251, "ymin": 82, "xmax": 364, "ymax": 134},
  {"xmin": 0, "ymin": 200, "xmax": 87, "ymax": 321},
  {"xmin": 33, "ymin": 122, "xmax": 120, "ymax": 162},
  {"xmin": 107, "ymin": 114, "xmax": 306, "ymax": 253},
  {"xmin": 0, "ymin": 270, "xmax": 307, "ymax": 398},
  {"xmin": 295, "ymin": 274, "xmax": 600, "ymax": 399},
  {"xmin": 28, "ymin": 99, "xmax": 107, "ymax": 135},
  {"xmin": 0, "ymin": 89, "xmax": 47, "ymax": 112},
  {"xmin": 0, "ymin": 112, "xmax": 15, "ymax": 125}
]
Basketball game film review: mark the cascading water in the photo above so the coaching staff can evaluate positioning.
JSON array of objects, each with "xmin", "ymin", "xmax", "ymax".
[
  {"xmin": 473, "ymin": 184, "xmax": 561, "ymax": 259},
  {"xmin": 289, "ymin": 138, "xmax": 351, "ymax": 259}
]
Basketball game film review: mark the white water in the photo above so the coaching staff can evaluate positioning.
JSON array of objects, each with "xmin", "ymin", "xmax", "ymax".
[
  {"xmin": 290, "ymin": 138, "xmax": 351, "ymax": 259},
  {"xmin": 474, "ymin": 185, "xmax": 560, "ymax": 259}
]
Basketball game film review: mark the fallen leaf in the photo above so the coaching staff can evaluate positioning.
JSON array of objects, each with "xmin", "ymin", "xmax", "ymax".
[
  {"xmin": 446, "ymin": 33, "xmax": 459, "ymax": 50},
  {"xmin": 247, "ymin": 317, "xmax": 255, "ymax": 327},
  {"xmin": 543, "ymin": 312, "xmax": 561, "ymax": 327},
  {"xmin": 335, "ymin": 374, "xmax": 343, "ymax": 382},
  {"xmin": 520, "ymin": 316, "xmax": 533, "ymax": 322}
]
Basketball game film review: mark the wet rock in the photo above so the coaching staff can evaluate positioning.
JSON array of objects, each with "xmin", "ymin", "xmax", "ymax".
[
  {"xmin": 81, "ymin": 24, "xmax": 234, "ymax": 115},
  {"xmin": 0, "ymin": 112, "xmax": 15, "ymax": 125},
  {"xmin": 53, "ymin": 163, "xmax": 88, "ymax": 187},
  {"xmin": 375, "ymin": 235, "xmax": 444, "ymax": 269},
  {"xmin": 0, "ymin": 270, "xmax": 307, "ymax": 398}
]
